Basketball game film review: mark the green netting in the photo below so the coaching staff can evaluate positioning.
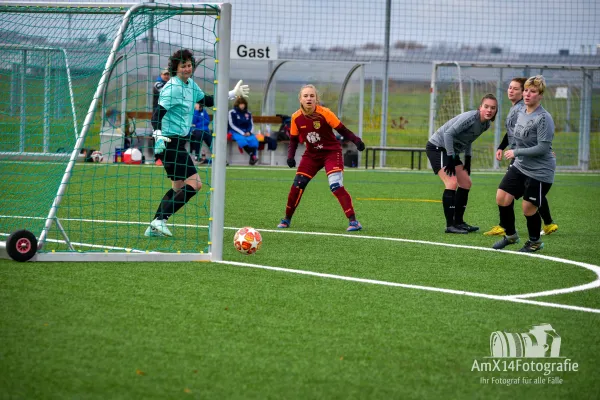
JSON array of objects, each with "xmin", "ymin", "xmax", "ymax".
[{"xmin": 0, "ymin": 3, "xmax": 220, "ymax": 254}]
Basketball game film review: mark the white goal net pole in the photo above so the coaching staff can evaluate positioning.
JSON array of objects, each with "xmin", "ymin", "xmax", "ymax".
[
  {"xmin": 429, "ymin": 61, "xmax": 464, "ymax": 139},
  {"xmin": 209, "ymin": 2, "xmax": 231, "ymax": 262}
]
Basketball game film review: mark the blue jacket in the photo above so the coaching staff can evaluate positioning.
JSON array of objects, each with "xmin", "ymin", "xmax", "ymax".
[
  {"xmin": 192, "ymin": 108, "xmax": 211, "ymax": 132},
  {"xmin": 228, "ymin": 107, "xmax": 253, "ymax": 135},
  {"xmin": 152, "ymin": 76, "xmax": 168, "ymax": 109}
]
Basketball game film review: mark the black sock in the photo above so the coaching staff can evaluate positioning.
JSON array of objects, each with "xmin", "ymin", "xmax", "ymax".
[
  {"xmin": 243, "ymin": 145, "xmax": 253, "ymax": 156},
  {"xmin": 526, "ymin": 213, "xmax": 541, "ymax": 242},
  {"xmin": 154, "ymin": 188, "xmax": 176, "ymax": 220},
  {"xmin": 157, "ymin": 185, "xmax": 197, "ymax": 220},
  {"xmin": 538, "ymin": 196, "xmax": 553, "ymax": 225},
  {"xmin": 454, "ymin": 187, "xmax": 470, "ymax": 225},
  {"xmin": 499, "ymin": 201, "xmax": 516, "ymax": 236},
  {"xmin": 442, "ymin": 189, "xmax": 456, "ymax": 227}
]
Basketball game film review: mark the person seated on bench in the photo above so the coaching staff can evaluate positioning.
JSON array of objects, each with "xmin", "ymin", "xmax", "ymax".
[
  {"xmin": 190, "ymin": 101, "xmax": 212, "ymax": 164},
  {"xmin": 228, "ymin": 97, "xmax": 259, "ymax": 165}
]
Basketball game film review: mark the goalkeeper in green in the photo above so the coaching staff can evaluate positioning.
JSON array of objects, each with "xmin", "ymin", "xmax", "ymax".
[{"xmin": 145, "ymin": 49, "xmax": 249, "ymax": 237}]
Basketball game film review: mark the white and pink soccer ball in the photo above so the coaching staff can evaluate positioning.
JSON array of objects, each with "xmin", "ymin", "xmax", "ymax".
[
  {"xmin": 233, "ymin": 227, "xmax": 262, "ymax": 255},
  {"xmin": 124, "ymin": 148, "xmax": 142, "ymax": 164}
]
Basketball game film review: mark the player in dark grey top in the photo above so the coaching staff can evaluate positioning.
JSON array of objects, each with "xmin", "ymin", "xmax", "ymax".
[
  {"xmin": 485, "ymin": 78, "xmax": 526, "ymax": 236},
  {"xmin": 500, "ymin": 98, "xmax": 524, "ymax": 151},
  {"xmin": 486, "ymin": 78, "xmax": 558, "ymax": 238},
  {"xmin": 492, "ymin": 76, "xmax": 556, "ymax": 253},
  {"xmin": 511, "ymin": 106, "xmax": 556, "ymax": 183},
  {"xmin": 429, "ymin": 110, "xmax": 492, "ymax": 159},
  {"xmin": 426, "ymin": 94, "xmax": 498, "ymax": 234}
]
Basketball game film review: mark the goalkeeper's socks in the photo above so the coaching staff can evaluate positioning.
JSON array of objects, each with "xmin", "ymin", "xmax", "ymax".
[
  {"xmin": 498, "ymin": 201, "xmax": 516, "ymax": 236},
  {"xmin": 154, "ymin": 188, "xmax": 176, "ymax": 220},
  {"xmin": 454, "ymin": 187, "xmax": 470, "ymax": 224},
  {"xmin": 285, "ymin": 185, "xmax": 304, "ymax": 219},
  {"xmin": 157, "ymin": 185, "xmax": 197, "ymax": 220},
  {"xmin": 442, "ymin": 189, "xmax": 455, "ymax": 227},
  {"xmin": 333, "ymin": 187, "xmax": 355, "ymax": 218},
  {"xmin": 170, "ymin": 185, "xmax": 198, "ymax": 217},
  {"xmin": 538, "ymin": 196, "xmax": 553, "ymax": 225}
]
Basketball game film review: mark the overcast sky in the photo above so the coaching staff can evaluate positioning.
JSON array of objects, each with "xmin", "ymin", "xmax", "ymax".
[{"xmin": 6, "ymin": 0, "xmax": 600, "ymax": 55}]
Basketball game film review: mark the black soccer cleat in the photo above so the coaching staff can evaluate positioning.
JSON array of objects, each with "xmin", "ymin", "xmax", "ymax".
[
  {"xmin": 454, "ymin": 222, "xmax": 479, "ymax": 232},
  {"xmin": 493, "ymin": 233, "xmax": 520, "ymax": 250},
  {"xmin": 519, "ymin": 240, "xmax": 544, "ymax": 253},
  {"xmin": 445, "ymin": 225, "xmax": 468, "ymax": 234}
]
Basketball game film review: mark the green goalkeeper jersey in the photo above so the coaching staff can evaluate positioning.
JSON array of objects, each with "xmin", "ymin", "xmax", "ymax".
[{"xmin": 158, "ymin": 76, "xmax": 205, "ymax": 137}]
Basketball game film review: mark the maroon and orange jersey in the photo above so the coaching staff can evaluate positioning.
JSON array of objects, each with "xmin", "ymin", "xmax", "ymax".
[{"xmin": 290, "ymin": 105, "xmax": 343, "ymax": 153}]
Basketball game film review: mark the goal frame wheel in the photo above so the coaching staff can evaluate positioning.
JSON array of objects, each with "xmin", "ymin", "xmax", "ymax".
[{"xmin": 6, "ymin": 230, "xmax": 38, "ymax": 262}]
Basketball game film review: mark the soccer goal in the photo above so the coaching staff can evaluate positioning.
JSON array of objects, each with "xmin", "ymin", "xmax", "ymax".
[
  {"xmin": 0, "ymin": 2, "xmax": 232, "ymax": 262},
  {"xmin": 429, "ymin": 61, "xmax": 599, "ymax": 171}
]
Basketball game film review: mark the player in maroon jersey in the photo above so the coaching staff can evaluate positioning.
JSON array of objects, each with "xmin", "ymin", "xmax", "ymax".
[{"xmin": 276, "ymin": 84, "xmax": 366, "ymax": 231}]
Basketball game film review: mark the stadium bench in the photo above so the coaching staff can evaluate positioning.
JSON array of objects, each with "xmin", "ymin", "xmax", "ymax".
[
  {"xmin": 122, "ymin": 111, "xmax": 290, "ymax": 165},
  {"xmin": 123, "ymin": 111, "xmax": 283, "ymax": 125},
  {"xmin": 364, "ymin": 146, "xmax": 426, "ymax": 170}
]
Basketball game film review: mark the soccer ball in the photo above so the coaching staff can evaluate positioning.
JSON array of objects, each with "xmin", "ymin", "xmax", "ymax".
[
  {"xmin": 124, "ymin": 148, "xmax": 142, "ymax": 164},
  {"xmin": 91, "ymin": 150, "xmax": 104, "ymax": 162},
  {"xmin": 233, "ymin": 227, "xmax": 262, "ymax": 255}
]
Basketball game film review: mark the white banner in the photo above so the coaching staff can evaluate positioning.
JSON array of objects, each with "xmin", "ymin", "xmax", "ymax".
[{"xmin": 231, "ymin": 43, "xmax": 278, "ymax": 60}]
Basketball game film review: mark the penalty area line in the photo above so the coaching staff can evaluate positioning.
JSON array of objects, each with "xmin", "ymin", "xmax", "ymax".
[
  {"xmin": 2, "ymin": 214, "xmax": 599, "ymax": 299},
  {"xmin": 356, "ymin": 197, "xmax": 441, "ymax": 203},
  {"xmin": 215, "ymin": 260, "xmax": 600, "ymax": 314}
]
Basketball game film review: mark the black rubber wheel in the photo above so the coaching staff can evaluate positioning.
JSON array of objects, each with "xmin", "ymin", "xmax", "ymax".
[{"xmin": 6, "ymin": 230, "xmax": 38, "ymax": 262}]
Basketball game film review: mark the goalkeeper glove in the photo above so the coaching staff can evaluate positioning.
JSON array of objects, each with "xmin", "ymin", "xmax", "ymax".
[
  {"xmin": 153, "ymin": 130, "xmax": 171, "ymax": 155},
  {"xmin": 228, "ymin": 80, "xmax": 250, "ymax": 99},
  {"xmin": 464, "ymin": 155, "xmax": 472, "ymax": 176},
  {"xmin": 287, "ymin": 158, "xmax": 296, "ymax": 168},
  {"xmin": 355, "ymin": 139, "xmax": 365, "ymax": 152},
  {"xmin": 443, "ymin": 154, "xmax": 457, "ymax": 177}
]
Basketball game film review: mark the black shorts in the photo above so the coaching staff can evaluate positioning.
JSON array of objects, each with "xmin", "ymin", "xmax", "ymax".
[
  {"xmin": 498, "ymin": 165, "xmax": 552, "ymax": 207},
  {"xmin": 158, "ymin": 136, "xmax": 197, "ymax": 181},
  {"xmin": 426, "ymin": 141, "xmax": 463, "ymax": 175}
]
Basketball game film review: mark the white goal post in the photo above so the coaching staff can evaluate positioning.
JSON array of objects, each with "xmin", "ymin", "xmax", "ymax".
[{"xmin": 0, "ymin": 2, "xmax": 232, "ymax": 262}]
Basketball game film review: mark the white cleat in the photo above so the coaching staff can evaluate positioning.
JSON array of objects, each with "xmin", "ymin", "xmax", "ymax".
[{"xmin": 145, "ymin": 219, "xmax": 173, "ymax": 237}]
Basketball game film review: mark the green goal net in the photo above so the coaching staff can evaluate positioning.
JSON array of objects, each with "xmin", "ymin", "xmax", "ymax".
[{"xmin": 0, "ymin": 2, "xmax": 231, "ymax": 261}]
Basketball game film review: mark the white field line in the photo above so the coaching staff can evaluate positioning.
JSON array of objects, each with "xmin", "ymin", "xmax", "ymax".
[
  {"xmin": 2, "ymin": 214, "xmax": 599, "ymax": 302},
  {"xmin": 236, "ymin": 227, "xmax": 600, "ymax": 299},
  {"xmin": 0, "ymin": 232, "xmax": 144, "ymax": 253},
  {"xmin": 215, "ymin": 260, "xmax": 600, "ymax": 314}
]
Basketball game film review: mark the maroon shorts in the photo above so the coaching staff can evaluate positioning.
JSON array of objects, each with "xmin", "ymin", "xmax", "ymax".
[{"xmin": 296, "ymin": 150, "xmax": 344, "ymax": 179}]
